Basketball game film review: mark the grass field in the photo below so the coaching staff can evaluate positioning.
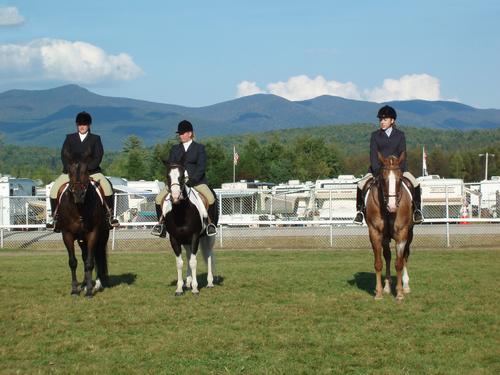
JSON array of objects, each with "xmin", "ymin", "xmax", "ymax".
[{"xmin": 1, "ymin": 248, "xmax": 499, "ymax": 374}]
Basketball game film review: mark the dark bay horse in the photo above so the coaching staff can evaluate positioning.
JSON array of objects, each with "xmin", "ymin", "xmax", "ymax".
[
  {"xmin": 163, "ymin": 163, "xmax": 216, "ymax": 296},
  {"xmin": 58, "ymin": 151, "xmax": 110, "ymax": 297},
  {"xmin": 365, "ymin": 152, "xmax": 414, "ymax": 300}
]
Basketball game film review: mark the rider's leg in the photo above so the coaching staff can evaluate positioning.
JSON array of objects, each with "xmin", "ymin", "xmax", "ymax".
[
  {"xmin": 194, "ymin": 184, "xmax": 217, "ymax": 236},
  {"xmin": 91, "ymin": 173, "xmax": 119, "ymax": 228},
  {"xmin": 151, "ymin": 187, "xmax": 169, "ymax": 237},
  {"xmin": 354, "ymin": 173, "xmax": 371, "ymax": 225},
  {"xmin": 403, "ymin": 172, "xmax": 423, "ymax": 224},
  {"xmin": 46, "ymin": 174, "xmax": 68, "ymax": 231}
]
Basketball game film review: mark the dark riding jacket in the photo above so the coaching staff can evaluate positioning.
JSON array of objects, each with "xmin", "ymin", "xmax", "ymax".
[
  {"xmin": 369, "ymin": 127, "xmax": 407, "ymax": 176},
  {"xmin": 61, "ymin": 132, "xmax": 104, "ymax": 174},
  {"xmin": 164, "ymin": 141, "xmax": 208, "ymax": 186}
]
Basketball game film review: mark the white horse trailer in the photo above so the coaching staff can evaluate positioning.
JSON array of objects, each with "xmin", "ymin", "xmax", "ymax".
[
  {"xmin": 314, "ymin": 175, "xmax": 359, "ymax": 220},
  {"xmin": 0, "ymin": 176, "xmax": 38, "ymax": 227},
  {"xmin": 418, "ymin": 175, "xmax": 465, "ymax": 218},
  {"xmin": 479, "ymin": 176, "xmax": 500, "ymax": 217}
]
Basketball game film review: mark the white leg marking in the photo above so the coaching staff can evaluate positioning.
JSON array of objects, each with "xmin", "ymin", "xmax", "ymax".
[
  {"xmin": 176, "ymin": 255, "xmax": 184, "ymax": 294},
  {"xmin": 189, "ymin": 253, "xmax": 198, "ymax": 294},
  {"xmin": 383, "ymin": 279, "xmax": 391, "ymax": 294},
  {"xmin": 396, "ymin": 240, "xmax": 407, "ymax": 257},
  {"xmin": 93, "ymin": 278, "xmax": 103, "ymax": 292},
  {"xmin": 403, "ymin": 266, "xmax": 411, "ymax": 293},
  {"xmin": 184, "ymin": 245, "xmax": 192, "ymax": 288}
]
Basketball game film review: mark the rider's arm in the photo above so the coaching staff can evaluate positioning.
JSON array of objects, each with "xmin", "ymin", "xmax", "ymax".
[
  {"xmin": 88, "ymin": 135, "xmax": 104, "ymax": 172},
  {"xmin": 188, "ymin": 144, "xmax": 206, "ymax": 186},
  {"xmin": 369, "ymin": 132, "xmax": 380, "ymax": 176}
]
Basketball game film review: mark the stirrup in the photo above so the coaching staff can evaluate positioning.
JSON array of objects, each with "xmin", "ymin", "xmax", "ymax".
[
  {"xmin": 413, "ymin": 210, "xmax": 424, "ymax": 224},
  {"xmin": 151, "ymin": 223, "xmax": 165, "ymax": 237},
  {"xmin": 109, "ymin": 218, "xmax": 120, "ymax": 228},
  {"xmin": 353, "ymin": 211, "xmax": 364, "ymax": 225},
  {"xmin": 206, "ymin": 223, "xmax": 217, "ymax": 236}
]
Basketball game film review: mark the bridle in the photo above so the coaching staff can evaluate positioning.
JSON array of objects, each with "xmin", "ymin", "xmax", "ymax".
[
  {"xmin": 68, "ymin": 162, "xmax": 89, "ymax": 203},
  {"xmin": 168, "ymin": 163, "xmax": 186, "ymax": 202}
]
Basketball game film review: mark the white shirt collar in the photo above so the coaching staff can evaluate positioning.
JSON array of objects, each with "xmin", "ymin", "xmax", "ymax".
[
  {"xmin": 384, "ymin": 127, "xmax": 393, "ymax": 137},
  {"xmin": 183, "ymin": 139, "xmax": 193, "ymax": 151},
  {"xmin": 79, "ymin": 132, "xmax": 88, "ymax": 142}
]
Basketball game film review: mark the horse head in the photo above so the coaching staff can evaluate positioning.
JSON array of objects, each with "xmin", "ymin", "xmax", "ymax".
[
  {"xmin": 377, "ymin": 151, "xmax": 405, "ymax": 213},
  {"xmin": 167, "ymin": 163, "xmax": 189, "ymax": 204},
  {"xmin": 65, "ymin": 148, "xmax": 91, "ymax": 205}
]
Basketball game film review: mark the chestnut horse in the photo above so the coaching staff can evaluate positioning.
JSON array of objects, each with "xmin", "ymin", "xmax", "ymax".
[
  {"xmin": 58, "ymin": 150, "xmax": 110, "ymax": 297},
  {"xmin": 365, "ymin": 152, "xmax": 414, "ymax": 300}
]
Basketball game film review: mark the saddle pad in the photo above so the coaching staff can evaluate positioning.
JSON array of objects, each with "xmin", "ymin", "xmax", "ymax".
[
  {"xmin": 57, "ymin": 181, "xmax": 104, "ymax": 205},
  {"xmin": 162, "ymin": 187, "xmax": 208, "ymax": 230}
]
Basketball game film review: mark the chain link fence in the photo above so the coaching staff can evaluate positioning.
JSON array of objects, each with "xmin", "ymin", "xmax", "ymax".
[{"xmin": 1, "ymin": 183, "xmax": 500, "ymax": 250}]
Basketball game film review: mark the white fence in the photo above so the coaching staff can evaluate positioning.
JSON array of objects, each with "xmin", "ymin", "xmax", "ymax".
[{"xmin": 1, "ymin": 185, "xmax": 499, "ymax": 250}]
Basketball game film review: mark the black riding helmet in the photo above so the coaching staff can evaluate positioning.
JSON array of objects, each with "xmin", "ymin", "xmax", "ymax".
[
  {"xmin": 377, "ymin": 105, "xmax": 397, "ymax": 120},
  {"xmin": 76, "ymin": 111, "xmax": 92, "ymax": 125}
]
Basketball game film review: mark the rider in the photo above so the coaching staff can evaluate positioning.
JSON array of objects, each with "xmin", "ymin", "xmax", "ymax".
[
  {"xmin": 46, "ymin": 111, "xmax": 119, "ymax": 232},
  {"xmin": 353, "ymin": 105, "xmax": 424, "ymax": 225},
  {"xmin": 151, "ymin": 120, "xmax": 218, "ymax": 237}
]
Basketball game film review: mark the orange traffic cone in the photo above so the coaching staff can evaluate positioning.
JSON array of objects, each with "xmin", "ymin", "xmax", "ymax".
[{"xmin": 459, "ymin": 206, "xmax": 469, "ymax": 224}]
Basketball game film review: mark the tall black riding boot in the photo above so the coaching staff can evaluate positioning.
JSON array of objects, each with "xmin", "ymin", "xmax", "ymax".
[
  {"xmin": 104, "ymin": 195, "xmax": 120, "ymax": 228},
  {"xmin": 151, "ymin": 204, "xmax": 166, "ymax": 237},
  {"xmin": 46, "ymin": 198, "xmax": 60, "ymax": 232},
  {"xmin": 413, "ymin": 185, "xmax": 424, "ymax": 224},
  {"xmin": 206, "ymin": 203, "xmax": 217, "ymax": 236},
  {"xmin": 353, "ymin": 187, "xmax": 365, "ymax": 225}
]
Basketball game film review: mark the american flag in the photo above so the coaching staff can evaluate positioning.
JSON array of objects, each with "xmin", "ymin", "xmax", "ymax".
[{"xmin": 233, "ymin": 148, "xmax": 239, "ymax": 166}]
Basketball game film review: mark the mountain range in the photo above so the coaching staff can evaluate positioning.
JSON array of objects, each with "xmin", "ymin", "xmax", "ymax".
[{"xmin": 1, "ymin": 84, "xmax": 499, "ymax": 150}]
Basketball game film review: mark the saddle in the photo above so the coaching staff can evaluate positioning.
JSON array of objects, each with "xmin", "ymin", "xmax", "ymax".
[
  {"xmin": 363, "ymin": 176, "xmax": 415, "ymax": 207},
  {"xmin": 161, "ymin": 186, "xmax": 209, "ymax": 230}
]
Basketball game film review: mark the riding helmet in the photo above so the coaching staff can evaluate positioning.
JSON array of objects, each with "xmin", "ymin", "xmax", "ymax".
[
  {"xmin": 176, "ymin": 120, "xmax": 193, "ymax": 134},
  {"xmin": 377, "ymin": 105, "xmax": 397, "ymax": 120},
  {"xmin": 75, "ymin": 111, "xmax": 92, "ymax": 125}
]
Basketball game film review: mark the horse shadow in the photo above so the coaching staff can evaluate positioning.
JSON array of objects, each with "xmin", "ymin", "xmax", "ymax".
[
  {"xmin": 347, "ymin": 272, "xmax": 397, "ymax": 296},
  {"xmin": 107, "ymin": 273, "xmax": 137, "ymax": 288},
  {"xmin": 169, "ymin": 273, "xmax": 224, "ymax": 289}
]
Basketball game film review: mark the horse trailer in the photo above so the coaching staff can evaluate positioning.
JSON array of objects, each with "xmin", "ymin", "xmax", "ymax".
[{"xmin": 0, "ymin": 176, "xmax": 39, "ymax": 227}]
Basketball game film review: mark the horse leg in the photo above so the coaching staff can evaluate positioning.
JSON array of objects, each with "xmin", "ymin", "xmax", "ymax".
[
  {"xmin": 183, "ymin": 244, "xmax": 193, "ymax": 289},
  {"xmin": 201, "ymin": 236, "xmax": 215, "ymax": 288},
  {"xmin": 83, "ymin": 235, "xmax": 97, "ymax": 298},
  {"xmin": 170, "ymin": 237, "xmax": 184, "ymax": 296},
  {"xmin": 189, "ymin": 235, "xmax": 201, "ymax": 294},
  {"xmin": 403, "ymin": 229, "xmax": 413, "ymax": 294},
  {"xmin": 369, "ymin": 229, "xmax": 384, "ymax": 300},
  {"xmin": 382, "ymin": 237, "xmax": 392, "ymax": 294},
  {"xmin": 63, "ymin": 233, "xmax": 79, "ymax": 295},
  {"xmin": 395, "ymin": 239, "xmax": 407, "ymax": 301}
]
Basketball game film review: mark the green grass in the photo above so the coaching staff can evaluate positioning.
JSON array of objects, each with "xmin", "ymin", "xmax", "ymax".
[{"xmin": 1, "ymin": 249, "xmax": 499, "ymax": 374}]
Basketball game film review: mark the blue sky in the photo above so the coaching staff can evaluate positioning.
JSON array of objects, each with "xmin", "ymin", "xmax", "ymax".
[{"xmin": 1, "ymin": 0, "xmax": 499, "ymax": 108}]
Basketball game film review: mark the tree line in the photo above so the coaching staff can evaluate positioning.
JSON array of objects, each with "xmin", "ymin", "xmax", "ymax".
[{"xmin": 1, "ymin": 124, "xmax": 500, "ymax": 187}]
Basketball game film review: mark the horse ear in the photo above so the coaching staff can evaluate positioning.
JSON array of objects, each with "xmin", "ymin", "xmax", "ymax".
[
  {"xmin": 377, "ymin": 152, "xmax": 385, "ymax": 164},
  {"xmin": 399, "ymin": 151, "xmax": 406, "ymax": 165}
]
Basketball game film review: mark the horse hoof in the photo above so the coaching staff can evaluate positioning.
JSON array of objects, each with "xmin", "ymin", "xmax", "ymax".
[
  {"xmin": 403, "ymin": 287, "xmax": 411, "ymax": 294},
  {"xmin": 71, "ymin": 291, "xmax": 80, "ymax": 297},
  {"xmin": 374, "ymin": 294, "xmax": 383, "ymax": 300},
  {"xmin": 396, "ymin": 294, "xmax": 404, "ymax": 301},
  {"xmin": 207, "ymin": 284, "xmax": 214, "ymax": 289},
  {"xmin": 175, "ymin": 291, "xmax": 184, "ymax": 297},
  {"xmin": 85, "ymin": 294, "xmax": 93, "ymax": 299},
  {"xmin": 192, "ymin": 290, "xmax": 199, "ymax": 295},
  {"xmin": 383, "ymin": 286, "xmax": 391, "ymax": 294}
]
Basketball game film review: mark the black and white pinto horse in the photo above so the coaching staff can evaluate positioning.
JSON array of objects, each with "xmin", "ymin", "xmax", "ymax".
[
  {"xmin": 58, "ymin": 151, "xmax": 110, "ymax": 297},
  {"xmin": 163, "ymin": 163, "xmax": 216, "ymax": 296}
]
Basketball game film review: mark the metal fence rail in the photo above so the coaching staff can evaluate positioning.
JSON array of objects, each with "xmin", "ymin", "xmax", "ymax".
[{"xmin": 1, "ymin": 188, "xmax": 499, "ymax": 250}]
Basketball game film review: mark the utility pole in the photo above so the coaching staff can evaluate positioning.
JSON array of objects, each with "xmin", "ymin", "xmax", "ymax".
[{"xmin": 478, "ymin": 152, "xmax": 495, "ymax": 181}]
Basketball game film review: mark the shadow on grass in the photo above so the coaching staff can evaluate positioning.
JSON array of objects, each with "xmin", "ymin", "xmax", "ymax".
[
  {"xmin": 348, "ymin": 272, "xmax": 398, "ymax": 296},
  {"xmin": 108, "ymin": 273, "xmax": 137, "ymax": 288},
  {"xmin": 169, "ymin": 273, "xmax": 224, "ymax": 289}
]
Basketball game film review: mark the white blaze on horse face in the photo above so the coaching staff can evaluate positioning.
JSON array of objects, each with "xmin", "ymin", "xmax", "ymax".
[
  {"xmin": 387, "ymin": 170, "xmax": 397, "ymax": 212},
  {"xmin": 170, "ymin": 168, "xmax": 182, "ymax": 202}
]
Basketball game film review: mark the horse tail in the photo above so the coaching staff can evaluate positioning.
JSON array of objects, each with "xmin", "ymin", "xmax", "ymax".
[{"xmin": 94, "ymin": 230, "xmax": 109, "ymax": 286}]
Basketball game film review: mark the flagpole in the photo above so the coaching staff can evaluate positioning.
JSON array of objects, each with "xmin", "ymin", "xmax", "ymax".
[
  {"xmin": 422, "ymin": 146, "xmax": 424, "ymax": 177},
  {"xmin": 233, "ymin": 145, "xmax": 236, "ymax": 183}
]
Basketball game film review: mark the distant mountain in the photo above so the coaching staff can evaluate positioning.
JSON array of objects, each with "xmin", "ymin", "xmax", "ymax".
[{"xmin": 1, "ymin": 84, "xmax": 499, "ymax": 150}]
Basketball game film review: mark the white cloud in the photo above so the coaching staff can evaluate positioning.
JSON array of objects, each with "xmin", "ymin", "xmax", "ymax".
[
  {"xmin": 237, "ymin": 73, "xmax": 442, "ymax": 102},
  {"xmin": 0, "ymin": 6, "xmax": 24, "ymax": 26},
  {"xmin": 237, "ymin": 80, "xmax": 265, "ymax": 97},
  {"xmin": 0, "ymin": 38, "xmax": 143, "ymax": 84},
  {"xmin": 365, "ymin": 74, "xmax": 441, "ymax": 102}
]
